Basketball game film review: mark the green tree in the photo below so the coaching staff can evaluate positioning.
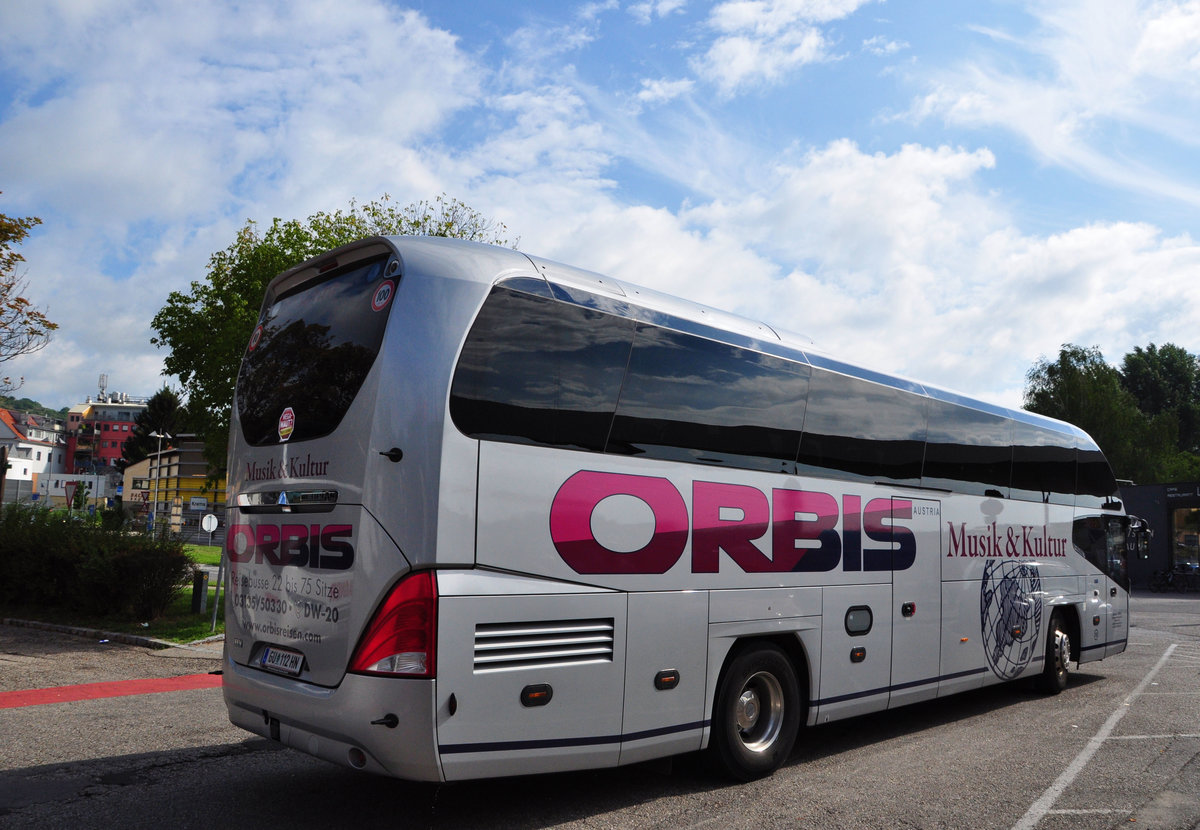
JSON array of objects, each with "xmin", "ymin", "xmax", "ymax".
[
  {"xmin": 151, "ymin": 194, "xmax": 512, "ymax": 475},
  {"xmin": 71, "ymin": 481, "xmax": 91, "ymax": 511},
  {"xmin": 1120, "ymin": 343, "xmax": 1200, "ymax": 454},
  {"xmin": 1023, "ymin": 344, "xmax": 1177, "ymax": 483},
  {"xmin": 1, "ymin": 194, "xmax": 57, "ymax": 394},
  {"xmin": 119, "ymin": 387, "xmax": 188, "ymax": 470}
]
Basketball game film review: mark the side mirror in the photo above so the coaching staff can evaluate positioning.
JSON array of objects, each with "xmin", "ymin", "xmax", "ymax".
[{"xmin": 1128, "ymin": 516, "xmax": 1152, "ymax": 560}]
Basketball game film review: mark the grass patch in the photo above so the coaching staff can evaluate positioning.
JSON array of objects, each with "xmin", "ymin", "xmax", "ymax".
[
  {"xmin": 186, "ymin": 544, "xmax": 223, "ymax": 566},
  {"xmin": 1, "ymin": 585, "xmax": 225, "ymax": 645}
]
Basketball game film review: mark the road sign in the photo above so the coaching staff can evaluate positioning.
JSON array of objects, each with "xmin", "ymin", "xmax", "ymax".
[
  {"xmin": 190, "ymin": 497, "xmax": 208, "ymax": 511},
  {"xmin": 201, "ymin": 513, "xmax": 218, "ymax": 533},
  {"xmin": 64, "ymin": 481, "xmax": 78, "ymax": 506}
]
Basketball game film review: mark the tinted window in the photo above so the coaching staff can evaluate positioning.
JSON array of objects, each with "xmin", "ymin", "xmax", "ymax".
[
  {"xmin": 1075, "ymin": 446, "xmax": 1120, "ymax": 509},
  {"xmin": 922, "ymin": 401, "xmax": 1013, "ymax": 497},
  {"xmin": 1072, "ymin": 514, "xmax": 1130, "ymax": 589},
  {"xmin": 797, "ymin": 370, "xmax": 926, "ymax": 485},
  {"xmin": 1010, "ymin": 421, "xmax": 1075, "ymax": 505},
  {"xmin": 450, "ymin": 287, "xmax": 634, "ymax": 451},
  {"xmin": 607, "ymin": 325, "xmax": 808, "ymax": 472},
  {"xmin": 237, "ymin": 255, "xmax": 393, "ymax": 446}
]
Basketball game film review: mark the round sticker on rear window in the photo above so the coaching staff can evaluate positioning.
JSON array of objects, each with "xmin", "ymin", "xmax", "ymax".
[
  {"xmin": 371, "ymin": 279, "xmax": 395, "ymax": 312},
  {"xmin": 248, "ymin": 324, "xmax": 264, "ymax": 352}
]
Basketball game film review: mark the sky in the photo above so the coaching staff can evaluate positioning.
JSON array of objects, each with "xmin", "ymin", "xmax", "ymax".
[{"xmin": 0, "ymin": 0, "xmax": 1198, "ymax": 413}]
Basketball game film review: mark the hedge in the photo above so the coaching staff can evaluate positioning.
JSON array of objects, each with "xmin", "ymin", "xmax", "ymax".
[{"xmin": 0, "ymin": 504, "xmax": 196, "ymax": 620}]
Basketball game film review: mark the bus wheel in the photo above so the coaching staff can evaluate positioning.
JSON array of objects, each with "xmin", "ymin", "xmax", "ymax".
[
  {"xmin": 709, "ymin": 643, "xmax": 801, "ymax": 781},
  {"xmin": 1038, "ymin": 613, "xmax": 1071, "ymax": 695}
]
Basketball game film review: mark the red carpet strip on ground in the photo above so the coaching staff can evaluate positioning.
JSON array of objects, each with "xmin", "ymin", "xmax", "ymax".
[{"xmin": 0, "ymin": 673, "xmax": 222, "ymax": 709}]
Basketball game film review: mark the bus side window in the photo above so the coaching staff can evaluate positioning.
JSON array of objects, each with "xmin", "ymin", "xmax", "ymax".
[
  {"xmin": 796, "ymin": 369, "xmax": 925, "ymax": 487},
  {"xmin": 606, "ymin": 325, "xmax": 808, "ymax": 473},
  {"xmin": 1010, "ymin": 421, "xmax": 1075, "ymax": 505},
  {"xmin": 922, "ymin": 401, "xmax": 1012, "ymax": 497},
  {"xmin": 449, "ymin": 287, "xmax": 634, "ymax": 451},
  {"xmin": 1075, "ymin": 445, "xmax": 1120, "ymax": 510}
]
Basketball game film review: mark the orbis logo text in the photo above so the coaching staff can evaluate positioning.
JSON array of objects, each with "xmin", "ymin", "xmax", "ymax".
[
  {"xmin": 549, "ymin": 471, "xmax": 915, "ymax": 575},
  {"xmin": 226, "ymin": 523, "xmax": 355, "ymax": 570}
]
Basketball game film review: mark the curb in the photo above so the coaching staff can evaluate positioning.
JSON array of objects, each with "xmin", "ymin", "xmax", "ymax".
[{"xmin": 2, "ymin": 617, "xmax": 222, "ymax": 652}]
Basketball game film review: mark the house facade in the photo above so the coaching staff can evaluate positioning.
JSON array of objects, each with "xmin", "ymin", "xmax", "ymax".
[
  {"xmin": 65, "ymin": 389, "xmax": 150, "ymax": 477},
  {"xmin": 0, "ymin": 408, "xmax": 67, "ymax": 503},
  {"xmin": 122, "ymin": 435, "xmax": 227, "ymax": 542}
]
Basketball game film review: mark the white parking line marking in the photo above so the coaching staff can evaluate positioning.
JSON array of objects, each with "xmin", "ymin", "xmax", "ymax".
[
  {"xmin": 1107, "ymin": 733, "xmax": 1200, "ymax": 740},
  {"xmin": 1047, "ymin": 809, "xmax": 1129, "ymax": 815},
  {"xmin": 1011, "ymin": 644, "xmax": 1178, "ymax": 830}
]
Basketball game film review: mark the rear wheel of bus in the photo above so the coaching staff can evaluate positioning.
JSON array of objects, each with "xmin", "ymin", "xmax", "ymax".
[{"xmin": 708, "ymin": 642, "xmax": 801, "ymax": 781}]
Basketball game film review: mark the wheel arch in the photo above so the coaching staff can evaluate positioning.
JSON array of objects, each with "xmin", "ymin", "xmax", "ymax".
[
  {"xmin": 1049, "ymin": 603, "xmax": 1082, "ymax": 663},
  {"xmin": 707, "ymin": 630, "xmax": 813, "ymax": 734}
]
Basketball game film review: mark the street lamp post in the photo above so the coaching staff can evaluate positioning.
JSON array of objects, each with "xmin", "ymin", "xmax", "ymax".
[{"xmin": 149, "ymin": 431, "xmax": 171, "ymax": 531}]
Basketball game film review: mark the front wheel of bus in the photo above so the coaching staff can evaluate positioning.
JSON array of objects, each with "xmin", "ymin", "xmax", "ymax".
[
  {"xmin": 1039, "ymin": 613, "xmax": 1071, "ymax": 695},
  {"xmin": 709, "ymin": 643, "xmax": 801, "ymax": 781}
]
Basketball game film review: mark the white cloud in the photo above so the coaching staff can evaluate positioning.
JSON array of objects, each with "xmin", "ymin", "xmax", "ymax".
[
  {"xmin": 672, "ymin": 141, "xmax": 1200, "ymax": 406},
  {"xmin": 912, "ymin": 0, "xmax": 1200, "ymax": 206},
  {"xmin": 863, "ymin": 35, "xmax": 907, "ymax": 56},
  {"xmin": 0, "ymin": 3, "xmax": 478, "ymax": 228},
  {"xmin": 580, "ymin": 0, "xmax": 621, "ymax": 21},
  {"xmin": 629, "ymin": 0, "xmax": 688, "ymax": 24},
  {"xmin": 692, "ymin": 0, "xmax": 875, "ymax": 94},
  {"xmin": 0, "ymin": 1, "xmax": 481, "ymax": 407},
  {"xmin": 1131, "ymin": 0, "xmax": 1200, "ymax": 83},
  {"xmin": 635, "ymin": 77, "xmax": 696, "ymax": 106}
]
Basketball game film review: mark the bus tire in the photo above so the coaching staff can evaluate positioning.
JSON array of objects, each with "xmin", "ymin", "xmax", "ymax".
[
  {"xmin": 1038, "ymin": 612, "xmax": 1071, "ymax": 695},
  {"xmin": 708, "ymin": 643, "xmax": 801, "ymax": 781}
]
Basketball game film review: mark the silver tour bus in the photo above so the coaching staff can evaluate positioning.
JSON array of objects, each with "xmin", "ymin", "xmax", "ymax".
[{"xmin": 222, "ymin": 235, "xmax": 1139, "ymax": 782}]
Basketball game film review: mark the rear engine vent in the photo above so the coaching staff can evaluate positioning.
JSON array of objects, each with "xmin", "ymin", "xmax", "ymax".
[{"xmin": 473, "ymin": 618, "xmax": 615, "ymax": 673}]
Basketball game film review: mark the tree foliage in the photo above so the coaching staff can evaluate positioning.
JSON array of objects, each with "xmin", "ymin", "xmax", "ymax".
[
  {"xmin": 1024, "ymin": 343, "xmax": 1200, "ymax": 483},
  {"xmin": 119, "ymin": 386, "xmax": 188, "ymax": 470},
  {"xmin": 152, "ymin": 194, "xmax": 512, "ymax": 474},
  {"xmin": 0, "ymin": 395, "xmax": 67, "ymax": 418},
  {"xmin": 1119, "ymin": 343, "xmax": 1200, "ymax": 454},
  {"xmin": 1, "ymin": 194, "xmax": 57, "ymax": 394}
]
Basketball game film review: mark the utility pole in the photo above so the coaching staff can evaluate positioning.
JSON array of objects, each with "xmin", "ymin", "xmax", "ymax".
[{"xmin": 0, "ymin": 445, "xmax": 8, "ymax": 504}]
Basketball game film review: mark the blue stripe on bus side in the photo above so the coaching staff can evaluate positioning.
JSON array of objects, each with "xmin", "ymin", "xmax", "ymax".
[
  {"xmin": 437, "ymin": 639, "xmax": 1128, "ymax": 757},
  {"xmin": 438, "ymin": 720, "xmax": 710, "ymax": 755},
  {"xmin": 1080, "ymin": 637, "xmax": 1126, "ymax": 656}
]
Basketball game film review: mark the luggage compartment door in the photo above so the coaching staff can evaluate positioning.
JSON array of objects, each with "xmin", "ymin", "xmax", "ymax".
[{"xmin": 436, "ymin": 591, "xmax": 627, "ymax": 781}]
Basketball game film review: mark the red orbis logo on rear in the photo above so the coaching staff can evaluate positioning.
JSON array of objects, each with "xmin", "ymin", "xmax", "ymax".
[
  {"xmin": 226, "ymin": 523, "xmax": 354, "ymax": 570},
  {"xmin": 278, "ymin": 406, "xmax": 295, "ymax": 442},
  {"xmin": 549, "ymin": 471, "xmax": 915, "ymax": 575}
]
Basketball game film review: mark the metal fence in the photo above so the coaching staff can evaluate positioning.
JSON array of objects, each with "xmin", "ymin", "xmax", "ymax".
[{"xmin": 134, "ymin": 498, "xmax": 227, "ymax": 546}]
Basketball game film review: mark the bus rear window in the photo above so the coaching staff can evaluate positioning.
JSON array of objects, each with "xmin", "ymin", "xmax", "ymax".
[{"xmin": 236, "ymin": 254, "xmax": 394, "ymax": 446}]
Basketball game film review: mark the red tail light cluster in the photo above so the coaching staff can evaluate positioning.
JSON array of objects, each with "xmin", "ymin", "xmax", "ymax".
[{"xmin": 348, "ymin": 571, "xmax": 437, "ymax": 677}]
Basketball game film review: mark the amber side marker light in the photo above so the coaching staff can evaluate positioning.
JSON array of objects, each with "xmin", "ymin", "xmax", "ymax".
[{"xmin": 521, "ymin": 684, "xmax": 553, "ymax": 707}]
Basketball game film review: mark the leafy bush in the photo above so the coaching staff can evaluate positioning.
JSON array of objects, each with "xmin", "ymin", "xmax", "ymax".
[{"xmin": 0, "ymin": 504, "xmax": 195, "ymax": 620}]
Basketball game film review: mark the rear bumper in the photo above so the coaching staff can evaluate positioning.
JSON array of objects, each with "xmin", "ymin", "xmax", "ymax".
[{"xmin": 222, "ymin": 652, "xmax": 443, "ymax": 781}]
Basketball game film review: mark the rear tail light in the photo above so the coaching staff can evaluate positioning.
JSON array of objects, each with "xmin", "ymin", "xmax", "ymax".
[{"xmin": 348, "ymin": 571, "xmax": 437, "ymax": 677}]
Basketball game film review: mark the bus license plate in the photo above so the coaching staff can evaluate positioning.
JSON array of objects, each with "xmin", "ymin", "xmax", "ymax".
[{"xmin": 261, "ymin": 646, "xmax": 304, "ymax": 676}]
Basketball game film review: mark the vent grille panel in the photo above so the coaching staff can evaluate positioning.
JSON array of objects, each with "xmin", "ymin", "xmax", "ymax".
[{"xmin": 473, "ymin": 618, "xmax": 615, "ymax": 673}]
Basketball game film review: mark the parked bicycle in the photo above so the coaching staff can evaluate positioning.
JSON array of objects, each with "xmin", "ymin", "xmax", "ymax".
[{"xmin": 1148, "ymin": 566, "xmax": 1200, "ymax": 592}]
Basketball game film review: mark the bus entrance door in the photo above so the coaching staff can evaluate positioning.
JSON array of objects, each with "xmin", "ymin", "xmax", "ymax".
[
  {"xmin": 889, "ymin": 498, "xmax": 942, "ymax": 709},
  {"xmin": 1081, "ymin": 572, "xmax": 1108, "ymax": 664}
]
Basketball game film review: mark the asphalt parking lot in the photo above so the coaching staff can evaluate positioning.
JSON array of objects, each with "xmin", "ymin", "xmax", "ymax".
[{"xmin": 2, "ymin": 591, "xmax": 1198, "ymax": 829}]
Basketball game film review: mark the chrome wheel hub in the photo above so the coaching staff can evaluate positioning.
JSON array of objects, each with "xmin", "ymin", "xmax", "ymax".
[{"xmin": 735, "ymin": 671, "xmax": 785, "ymax": 753}]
